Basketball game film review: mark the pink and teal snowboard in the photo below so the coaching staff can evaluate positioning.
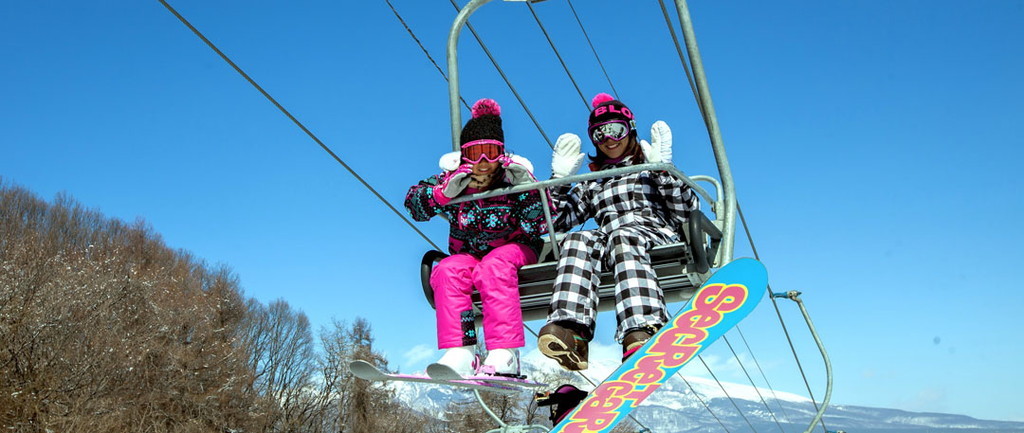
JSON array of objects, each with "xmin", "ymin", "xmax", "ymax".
[{"xmin": 551, "ymin": 258, "xmax": 768, "ymax": 433}]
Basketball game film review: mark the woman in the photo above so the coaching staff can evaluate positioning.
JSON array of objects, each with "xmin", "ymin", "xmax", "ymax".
[
  {"xmin": 538, "ymin": 93, "xmax": 700, "ymax": 371},
  {"xmin": 405, "ymin": 98, "xmax": 545, "ymax": 377}
]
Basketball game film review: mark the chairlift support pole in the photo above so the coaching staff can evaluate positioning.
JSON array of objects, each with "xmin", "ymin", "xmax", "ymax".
[
  {"xmin": 448, "ymin": 0, "xmax": 546, "ymax": 152},
  {"xmin": 672, "ymin": 0, "xmax": 737, "ymax": 264},
  {"xmin": 447, "ymin": 0, "xmax": 486, "ymax": 151}
]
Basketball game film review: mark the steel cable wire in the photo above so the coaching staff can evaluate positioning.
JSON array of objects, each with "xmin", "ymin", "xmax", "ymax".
[
  {"xmin": 384, "ymin": 0, "xmax": 471, "ymax": 111},
  {"xmin": 737, "ymin": 326, "xmax": 798, "ymax": 425},
  {"xmin": 657, "ymin": 1, "xmax": 828, "ymax": 430},
  {"xmin": 446, "ymin": 0, "xmax": 554, "ymax": 149},
  {"xmin": 680, "ymin": 375, "xmax": 732, "ymax": 433},
  {"xmin": 566, "ymin": 0, "xmax": 620, "ymax": 100},
  {"xmin": 156, "ymin": 0, "xmax": 443, "ymax": 253},
  {"xmin": 525, "ymin": 1, "xmax": 589, "ymax": 110},
  {"xmin": 738, "ymin": 202, "xmax": 830, "ymax": 433},
  {"xmin": 699, "ymin": 355, "xmax": 760, "ymax": 433},
  {"xmin": 723, "ymin": 335, "xmax": 790, "ymax": 432}
]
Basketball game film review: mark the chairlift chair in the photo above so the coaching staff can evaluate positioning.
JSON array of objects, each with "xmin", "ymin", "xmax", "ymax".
[{"xmin": 419, "ymin": 164, "xmax": 725, "ymax": 322}]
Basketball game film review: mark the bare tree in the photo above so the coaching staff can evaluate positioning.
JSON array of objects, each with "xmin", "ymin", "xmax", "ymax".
[
  {"xmin": 0, "ymin": 180, "xmax": 457, "ymax": 433},
  {"xmin": 1, "ymin": 181, "xmax": 256, "ymax": 433}
]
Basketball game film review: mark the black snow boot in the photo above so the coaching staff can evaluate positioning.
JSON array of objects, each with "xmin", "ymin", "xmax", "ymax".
[{"xmin": 535, "ymin": 384, "xmax": 589, "ymax": 425}]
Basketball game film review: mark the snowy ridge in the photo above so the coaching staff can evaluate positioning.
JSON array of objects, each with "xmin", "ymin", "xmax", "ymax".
[{"xmin": 383, "ymin": 353, "xmax": 1024, "ymax": 432}]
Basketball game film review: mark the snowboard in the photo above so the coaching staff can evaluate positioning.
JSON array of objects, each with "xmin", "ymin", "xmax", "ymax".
[
  {"xmin": 550, "ymin": 257, "xmax": 768, "ymax": 433},
  {"xmin": 350, "ymin": 359, "xmax": 528, "ymax": 394}
]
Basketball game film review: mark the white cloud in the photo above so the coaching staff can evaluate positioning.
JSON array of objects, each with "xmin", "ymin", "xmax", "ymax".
[
  {"xmin": 403, "ymin": 344, "xmax": 437, "ymax": 367},
  {"xmin": 897, "ymin": 387, "xmax": 949, "ymax": 414}
]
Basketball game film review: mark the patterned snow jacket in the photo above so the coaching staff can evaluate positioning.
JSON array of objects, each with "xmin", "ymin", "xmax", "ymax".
[
  {"xmin": 552, "ymin": 156, "xmax": 700, "ymax": 235},
  {"xmin": 405, "ymin": 172, "xmax": 548, "ymax": 258}
]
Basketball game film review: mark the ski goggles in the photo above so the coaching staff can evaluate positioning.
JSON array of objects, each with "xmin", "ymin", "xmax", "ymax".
[
  {"xmin": 461, "ymin": 139, "xmax": 505, "ymax": 164},
  {"xmin": 588, "ymin": 120, "xmax": 632, "ymax": 144}
]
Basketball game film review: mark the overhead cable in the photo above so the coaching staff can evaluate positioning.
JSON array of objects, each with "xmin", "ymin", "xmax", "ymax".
[
  {"xmin": 566, "ymin": 0, "xmax": 620, "ymax": 100},
  {"xmin": 723, "ymin": 335, "xmax": 790, "ymax": 432},
  {"xmin": 156, "ymin": 0, "xmax": 442, "ymax": 252},
  {"xmin": 699, "ymin": 355, "xmax": 760, "ymax": 433},
  {"xmin": 446, "ymin": 0, "xmax": 554, "ymax": 149},
  {"xmin": 738, "ymin": 202, "xmax": 830, "ymax": 433},
  {"xmin": 385, "ymin": 0, "xmax": 471, "ymax": 111},
  {"xmin": 737, "ymin": 326, "xmax": 798, "ymax": 425},
  {"xmin": 525, "ymin": 1, "xmax": 589, "ymax": 110},
  {"xmin": 656, "ymin": 0, "xmax": 704, "ymax": 119}
]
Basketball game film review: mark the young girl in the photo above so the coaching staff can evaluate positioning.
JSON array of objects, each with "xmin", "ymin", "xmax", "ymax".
[
  {"xmin": 404, "ymin": 98, "xmax": 546, "ymax": 377},
  {"xmin": 538, "ymin": 93, "xmax": 700, "ymax": 371}
]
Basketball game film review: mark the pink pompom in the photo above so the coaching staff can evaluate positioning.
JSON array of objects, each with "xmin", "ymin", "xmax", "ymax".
[
  {"xmin": 591, "ymin": 93, "xmax": 614, "ymax": 108},
  {"xmin": 471, "ymin": 98, "xmax": 501, "ymax": 118}
]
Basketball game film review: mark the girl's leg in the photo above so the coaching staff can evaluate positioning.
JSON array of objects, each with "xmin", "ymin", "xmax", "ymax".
[
  {"xmin": 472, "ymin": 242, "xmax": 537, "ymax": 350},
  {"xmin": 430, "ymin": 253, "xmax": 480, "ymax": 349},
  {"xmin": 605, "ymin": 225, "xmax": 677, "ymax": 342},
  {"xmin": 539, "ymin": 230, "xmax": 606, "ymax": 371},
  {"xmin": 547, "ymin": 230, "xmax": 606, "ymax": 335}
]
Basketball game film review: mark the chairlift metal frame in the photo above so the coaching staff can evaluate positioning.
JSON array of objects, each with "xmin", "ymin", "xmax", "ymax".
[
  {"xmin": 423, "ymin": 0, "xmax": 735, "ymax": 323},
  {"xmin": 420, "ymin": 2, "xmax": 829, "ymax": 432}
]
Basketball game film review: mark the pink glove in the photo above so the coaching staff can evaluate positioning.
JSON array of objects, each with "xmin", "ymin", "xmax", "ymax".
[
  {"xmin": 499, "ymin": 154, "xmax": 537, "ymax": 185},
  {"xmin": 434, "ymin": 164, "xmax": 474, "ymax": 205}
]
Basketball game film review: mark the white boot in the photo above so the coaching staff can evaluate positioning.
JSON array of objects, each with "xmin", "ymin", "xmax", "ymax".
[
  {"xmin": 482, "ymin": 348, "xmax": 520, "ymax": 376},
  {"xmin": 436, "ymin": 346, "xmax": 478, "ymax": 377}
]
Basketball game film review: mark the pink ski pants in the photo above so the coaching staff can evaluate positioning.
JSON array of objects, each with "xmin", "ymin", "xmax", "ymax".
[{"xmin": 431, "ymin": 242, "xmax": 537, "ymax": 350}]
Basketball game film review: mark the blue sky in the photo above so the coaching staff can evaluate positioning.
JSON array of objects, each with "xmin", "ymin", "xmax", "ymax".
[{"xmin": 3, "ymin": 0, "xmax": 1023, "ymax": 424}]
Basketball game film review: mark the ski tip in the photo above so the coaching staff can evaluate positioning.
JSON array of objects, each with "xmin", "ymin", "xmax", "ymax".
[{"xmin": 426, "ymin": 363, "xmax": 463, "ymax": 381}]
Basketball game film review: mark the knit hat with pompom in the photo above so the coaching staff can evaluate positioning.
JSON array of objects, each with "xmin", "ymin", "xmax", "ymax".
[
  {"xmin": 587, "ymin": 93, "xmax": 634, "ymax": 128},
  {"xmin": 460, "ymin": 98, "xmax": 504, "ymax": 145}
]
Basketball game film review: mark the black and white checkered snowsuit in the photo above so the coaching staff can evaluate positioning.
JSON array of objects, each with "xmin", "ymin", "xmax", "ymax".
[{"xmin": 547, "ymin": 161, "xmax": 699, "ymax": 342}]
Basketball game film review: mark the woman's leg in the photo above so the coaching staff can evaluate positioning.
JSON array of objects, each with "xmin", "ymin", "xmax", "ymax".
[
  {"xmin": 472, "ymin": 242, "xmax": 537, "ymax": 350},
  {"xmin": 547, "ymin": 230, "xmax": 607, "ymax": 335},
  {"xmin": 430, "ymin": 253, "xmax": 480, "ymax": 349},
  {"xmin": 605, "ymin": 225, "xmax": 677, "ymax": 342}
]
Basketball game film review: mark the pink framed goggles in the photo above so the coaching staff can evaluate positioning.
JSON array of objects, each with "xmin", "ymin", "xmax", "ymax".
[
  {"xmin": 461, "ymin": 139, "xmax": 505, "ymax": 164},
  {"xmin": 588, "ymin": 120, "xmax": 632, "ymax": 144}
]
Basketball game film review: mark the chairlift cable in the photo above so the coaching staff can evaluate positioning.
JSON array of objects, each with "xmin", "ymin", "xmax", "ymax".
[
  {"xmin": 447, "ymin": 0, "xmax": 554, "ymax": 149},
  {"xmin": 656, "ymin": 0, "xmax": 705, "ymax": 120},
  {"xmin": 736, "ymin": 326, "xmax": 798, "ymax": 425},
  {"xmin": 680, "ymin": 375, "xmax": 732, "ymax": 433},
  {"xmin": 723, "ymin": 335, "xmax": 790, "ymax": 432},
  {"xmin": 566, "ymin": 0, "xmax": 620, "ymax": 100},
  {"xmin": 738, "ymin": 202, "xmax": 830, "ymax": 433},
  {"xmin": 699, "ymin": 355, "xmax": 761, "ymax": 433},
  {"xmin": 384, "ymin": 0, "xmax": 471, "ymax": 111},
  {"xmin": 156, "ymin": 0, "xmax": 443, "ymax": 252},
  {"xmin": 524, "ymin": 1, "xmax": 589, "ymax": 110}
]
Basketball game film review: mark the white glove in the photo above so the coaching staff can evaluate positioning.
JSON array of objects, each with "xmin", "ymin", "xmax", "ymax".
[
  {"xmin": 650, "ymin": 120, "xmax": 672, "ymax": 165},
  {"xmin": 501, "ymin": 154, "xmax": 537, "ymax": 185},
  {"xmin": 439, "ymin": 151, "xmax": 461, "ymax": 172},
  {"xmin": 551, "ymin": 133, "xmax": 585, "ymax": 178},
  {"xmin": 640, "ymin": 139, "xmax": 660, "ymax": 164}
]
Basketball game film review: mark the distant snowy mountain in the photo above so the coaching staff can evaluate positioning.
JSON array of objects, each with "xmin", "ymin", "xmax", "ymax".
[{"xmin": 384, "ymin": 355, "xmax": 1024, "ymax": 432}]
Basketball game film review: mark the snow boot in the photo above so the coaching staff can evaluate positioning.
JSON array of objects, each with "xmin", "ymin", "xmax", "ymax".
[
  {"xmin": 435, "ymin": 345, "xmax": 478, "ymax": 377},
  {"xmin": 480, "ymin": 348, "xmax": 521, "ymax": 377},
  {"xmin": 621, "ymin": 325, "xmax": 660, "ymax": 362},
  {"xmin": 538, "ymin": 321, "xmax": 589, "ymax": 371}
]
